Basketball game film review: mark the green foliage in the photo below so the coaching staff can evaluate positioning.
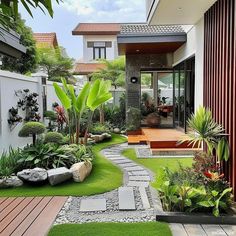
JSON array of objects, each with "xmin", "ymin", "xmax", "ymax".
[
  {"xmin": 1, "ymin": 16, "xmax": 37, "ymax": 74},
  {"xmin": 44, "ymin": 111, "xmax": 57, "ymax": 121},
  {"xmin": 0, "ymin": 0, "xmax": 60, "ymax": 30},
  {"xmin": 90, "ymin": 122, "xmax": 111, "ymax": 135},
  {"xmin": 18, "ymin": 122, "xmax": 46, "ymax": 145},
  {"xmin": 126, "ymin": 107, "xmax": 141, "ymax": 131},
  {"xmin": 183, "ymin": 106, "xmax": 230, "ymax": 161},
  {"xmin": 91, "ymin": 57, "xmax": 125, "ymax": 89},
  {"xmin": 44, "ymin": 132, "xmax": 64, "ymax": 144},
  {"xmin": 37, "ymin": 47, "xmax": 74, "ymax": 81}
]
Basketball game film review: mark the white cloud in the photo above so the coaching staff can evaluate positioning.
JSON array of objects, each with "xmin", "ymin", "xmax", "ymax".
[{"xmin": 61, "ymin": 0, "xmax": 146, "ymax": 22}]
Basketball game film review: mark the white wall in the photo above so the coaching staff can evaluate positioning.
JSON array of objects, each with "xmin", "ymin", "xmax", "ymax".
[
  {"xmin": 83, "ymin": 35, "xmax": 118, "ymax": 62},
  {"xmin": 173, "ymin": 17, "xmax": 204, "ymax": 112}
]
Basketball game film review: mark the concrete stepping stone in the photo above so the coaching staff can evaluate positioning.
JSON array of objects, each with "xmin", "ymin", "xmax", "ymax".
[
  {"xmin": 131, "ymin": 170, "xmax": 150, "ymax": 176},
  {"xmin": 118, "ymin": 187, "xmax": 136, "ymax": 210},
  {"xmin": 139, "ymin": 187, "xmax": 150, "ymax": 209},
  {"xmin": 124, "ymin": 166, "xmax": 144, "ymax": 171},
  {"xmin": 107, "ymin": 157, "xmax": 126, "ymax": 161},
  {"xmin": 129, "ymin": 175, "xmax": 151, "ymax": 181},
  {"xmin": 113, "ymin": 159, "xmax": 133, "ymax": 164},
  {"xmin": 128, "ymin": 181, "xmax": 149, "ymax": 187},
  {"xmin": 119, "ymin": 163, "xmax": 137, "ymax": 168},
  {"xmin": 80, "ymin": 198, "xmax": 106, "ymax": 212}
]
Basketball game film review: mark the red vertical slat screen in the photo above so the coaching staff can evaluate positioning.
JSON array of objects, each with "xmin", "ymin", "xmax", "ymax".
[{"xmin": 204, "ymin": 0, "xmax": 236, "ymax": 196}]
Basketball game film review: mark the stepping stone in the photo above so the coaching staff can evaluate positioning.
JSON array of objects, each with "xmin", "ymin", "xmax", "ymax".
[
  {"xmin": 119, "ymin": 163, "xmax": 137, "ymax": 168},
  {"xmin": 139, "ymin": 187, "xmax": 150, "ymax": 209},
  {"xmin": 131, "ymin": 170, "xmax": 150, "ymax": 176},
  {"xmin": 108, "ymin": 157, "xmax": 126, "ymax": 161},
  {"xmin": 118, "ymin": 187, "xmax": 136, "ymax": 210},
  {"xmin": 129, "ymin": 175, "xmax": 151, "ymax": 181},
  {"xmin": 128, "ymin": 181, "xmax": 149, "ymax": 187},
  {"xmin": 124, "ymin": 166, "xmax": 144, "ymax": 171},
  {"xmin": 104, "ymin": 154, "xmax": 121, "ymax": 157},
  {"xmin": 80, "ymin": 198, "xmax": 106, "ymax": 212},
  {"xmin": 113, "ymin": 159, "xmax": 133, "ymax": 164}
]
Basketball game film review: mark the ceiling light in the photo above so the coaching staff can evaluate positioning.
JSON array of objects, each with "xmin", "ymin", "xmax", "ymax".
[{"xmin": 136, "ymin": 49, "xmax": 140, "ymax": 52}]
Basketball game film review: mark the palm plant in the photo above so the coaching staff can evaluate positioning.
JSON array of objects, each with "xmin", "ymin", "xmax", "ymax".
[{"xmin": 182, "ymin": 106, "xmax": 230, "ymax": 162}]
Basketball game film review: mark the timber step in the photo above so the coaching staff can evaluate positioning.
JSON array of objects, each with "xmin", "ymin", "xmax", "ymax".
[
  {"xmin": 151, "ymin": 148, "xmax": 201, "ymax": 156},
  {"xmin": 118, "ymin": 187, "xmax": 136, "ymax": 210}
]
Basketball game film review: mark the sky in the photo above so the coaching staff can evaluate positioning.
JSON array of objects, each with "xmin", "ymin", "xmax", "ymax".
[{"xmin": 19, "ymin": 0, "xmax": 146, "ymax": 60}]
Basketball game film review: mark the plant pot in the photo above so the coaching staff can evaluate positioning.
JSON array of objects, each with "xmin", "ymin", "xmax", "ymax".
[{"xmin": 146, "ymin": 112, "xmax": 161, "ymax": 127}]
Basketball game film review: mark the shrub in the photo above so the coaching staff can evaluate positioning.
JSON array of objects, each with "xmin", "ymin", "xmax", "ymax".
[
  {"xmin": 18, "ymin": 122, "xmax": 46, "ymax": 145},
  {"xmin": 44, "ymin": 132, "xmax": 64, "ymax": 144},
  {"xmin": 90, "ymin": 122, "xmax": 111, "ymax": 135},
  {"xmin": 126, "ymin": 107, "xmax": 141, "ymax": 131}
]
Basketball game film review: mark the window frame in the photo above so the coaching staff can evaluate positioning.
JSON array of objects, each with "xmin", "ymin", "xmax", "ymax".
[{"xmin": 93, "ymin": 46, "xmax": 106, "ymax": 60}]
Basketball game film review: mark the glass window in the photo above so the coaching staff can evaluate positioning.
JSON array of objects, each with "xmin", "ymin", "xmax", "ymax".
[{"xmin": 93, "ymin": 47, "xmax": 106, "ymax": 60}]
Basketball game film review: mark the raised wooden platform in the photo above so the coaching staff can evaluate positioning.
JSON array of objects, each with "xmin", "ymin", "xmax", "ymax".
[
  {"xmin": 128, "ymin": 128, "xmax": 198, "ymax": 151},
  {"xmin": 0, "ymin": 196, "xmax": 67, "ymax": 236}
]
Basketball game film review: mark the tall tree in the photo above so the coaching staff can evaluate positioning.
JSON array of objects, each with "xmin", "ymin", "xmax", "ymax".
[
  {"xmin": 1, "ymin": 16, "xmax": 37, "ymax": 74},
  {"xmin": 37, "ymin": 46, "xmax": 74, "ymax": 82}
]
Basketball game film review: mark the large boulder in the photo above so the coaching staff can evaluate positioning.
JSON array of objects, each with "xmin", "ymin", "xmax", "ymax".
[
  {"xmin": 113, "ymin": 128, "xmax": 120, "ymax": 134},
  {"xmin": 101, "ymin": 133, "xmax": 112, "ymax": 140},
  {"xmin": 47, "ymin": 167, "xmax": 72, "ymax": 186},
  {"xmin": 17, "ymin": 168, "xmax": 47, "ymax": 184},
  {"xmin": 0, "ymin": 176, "xmax": 23, "ymax": 188},
  {"xmin": 70, "ymin": 161, "xmax": 92, "ymax": 182}
]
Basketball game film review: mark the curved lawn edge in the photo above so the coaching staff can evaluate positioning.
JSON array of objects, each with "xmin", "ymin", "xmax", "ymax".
[
  {"xmin": 48, "ymin": 222, "xmax": 172, "ymax": 236},
  {"xmin": 0, "ymin": 134, "xmax": 127, "ymax": 197}
]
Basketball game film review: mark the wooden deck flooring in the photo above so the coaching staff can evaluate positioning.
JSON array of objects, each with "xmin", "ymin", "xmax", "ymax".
[{"xmin": 0, "ymin": 197, "xmax": 67, "ymax": 236}]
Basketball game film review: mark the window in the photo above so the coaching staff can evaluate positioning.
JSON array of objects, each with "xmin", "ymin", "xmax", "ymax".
[{"xmin": 93, "ymin": 47, "xmax": 106, "ymax": 60}]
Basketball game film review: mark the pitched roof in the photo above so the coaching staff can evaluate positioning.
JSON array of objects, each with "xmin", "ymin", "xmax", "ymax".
[
  {"xmin": 33, "ymin": 33, "xmax": 58, "ymax": 48},
  {"xmin": 73, "ymin": 63, "xmax": 106, "ymax": 75},
  {"xmin": 72, "ymin": 23, "xmax": 121, "ymax": 35},
  {"xmin": 120, "ymin": 24, "xmax": 185, "ymax": 35}
]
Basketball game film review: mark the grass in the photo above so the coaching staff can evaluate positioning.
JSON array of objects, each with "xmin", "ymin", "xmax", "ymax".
[
  {"xmin": 0, "ymin": 134, "xmax": 127, "ymax": 197},
  {"xmin": 122, "ymin": 148, "xmax": 193, "ymax": 188},
  {"xmin": 48, "ymin": 222, "xmax": 172, "ymax": 236}
]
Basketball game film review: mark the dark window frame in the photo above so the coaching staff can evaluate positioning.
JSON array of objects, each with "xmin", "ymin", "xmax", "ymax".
[{"xmin": 93, "ymin": 47, "xmax": 106, "ymax": 60}]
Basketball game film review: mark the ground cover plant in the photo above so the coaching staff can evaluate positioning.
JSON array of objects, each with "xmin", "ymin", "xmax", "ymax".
[
  {"xmin": 48, "ymin": 222, "xmax": 172, "ymax": 236},
  {"xmin": 0, "ymin": 134, "xmax": 126, "ymax": 197}
]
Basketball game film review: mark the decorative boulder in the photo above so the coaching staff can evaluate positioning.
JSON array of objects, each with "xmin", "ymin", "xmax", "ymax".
[
  {"xmin": 17, "ymin": 168, "xmax": 47, "ymax": 184},
  {"xmin": 101, "ymin": 133, "xmax": 112, "ymax": 140},
  {"xmin": 90, "ymin": 135, "xmax": 100, "ymax": 143},
  {"xmin": 47, "ymin": 167, "xmax": 72, "ymax": 186},
  {"xmin": 113, "ymin": 128, "xmax": 120, "ymax": 134},
  {"xmin": 0, "ymin": 176, "xmax": 23, "ymax": 188},
  {"xmin": 70, "ymin": 161, "xmax": 92, "ymax": 182}
]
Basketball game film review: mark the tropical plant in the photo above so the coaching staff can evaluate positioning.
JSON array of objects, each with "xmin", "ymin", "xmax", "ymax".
[
  {"xmin": 44, "ymin": 132, "xmax": 64, "ymax": 144},
  {"xmin": 182, "ymin": 106, "xmax": 230, "ymax": 163},
  {"xmin": 90, "ymin": 122, "xmax": 111, "ymax": 135},
  {"xmin": 0, "ymin": 0, "xmax": 60, "ymax": 30},
  {"xmin": 18, "ymin": 122, "xmax": 46, "ymax": 145},
  {"xmin": 126, "ymin": 107, "xmax": 141, "ymax": 131},
  {"xmin": 44, "ymin": 110, "xmax": 57, "ymax": 131}
]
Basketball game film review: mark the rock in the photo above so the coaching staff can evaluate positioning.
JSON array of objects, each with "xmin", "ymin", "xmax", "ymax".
[
  {"xmin": 113, "ymin": 128, "xmax": 120, "ymax": 134},
  {"xmin": 121, "ymin": 130, "xmax": 126, "ymax": 135},
  {"xmin": 70, "ymin": 161, "xmax": 92, "ymax": 182},
  {"xmin": 0, "ymin": 176, "xmax": 23, "ymax": 188},
  {"xmin": 90, "ymin": 135, "xmax": 101, "ymax": 143},
  {"xmin": 102, "ymin": 133, "xmax": 112, "ymax": 140},
  {"xmin": 17, "ymin": 168, "xmax": 47, "ymax": 184},
  {"xmin": 47, "ymin": 167, "xmax": 72, "ymax": 186}
]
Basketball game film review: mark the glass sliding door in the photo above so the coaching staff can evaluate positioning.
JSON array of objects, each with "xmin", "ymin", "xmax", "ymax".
[{"xmin": 174, "ymin": 57, "xmax": 195, "ymax": 132}]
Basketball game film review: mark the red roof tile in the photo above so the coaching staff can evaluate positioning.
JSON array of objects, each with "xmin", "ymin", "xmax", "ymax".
[
  {"xmin": 72, "ymin": 23, "xmax": 121, "ymax": 35},
  {"xmin": 73, "ymin": 63, "xmax": 106, "ymax": 75},
  {"xmin": 33, "ymin": 33, "xmax": 58, "ymax": 48}
]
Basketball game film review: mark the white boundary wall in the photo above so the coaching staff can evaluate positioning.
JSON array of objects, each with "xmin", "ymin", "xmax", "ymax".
[{"xmin": 0, "ymin": 70, "xmax": 62, "ymax": 153}]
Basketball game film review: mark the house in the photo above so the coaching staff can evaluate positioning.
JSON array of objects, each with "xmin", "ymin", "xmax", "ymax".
[
  {"xmin": 72, "ymin": 23, "xmax": 121, "ymax": 81},
  {"xmin": 120, "ymin": 0, "xmax": 236, "ymax": 196},
  {"xmin": 0, "ymin": 26, "xmax": 26, "ymax": 58},
  {"xmin": 33, "ymin": 32, "xmax": 58, "ymax": 49}
]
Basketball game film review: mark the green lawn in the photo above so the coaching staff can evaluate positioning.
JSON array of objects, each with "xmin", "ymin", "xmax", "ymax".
[
  {"xmin": 122, "ymin": 148, "xmax": 193, "ymax": 188},
  {"xmin": 48, "ymin": 222, "xmax": 172, "ymax": 236},
  {"xmin": 0, "ymin": 134, "xmax": 127, "ymax": 197}
]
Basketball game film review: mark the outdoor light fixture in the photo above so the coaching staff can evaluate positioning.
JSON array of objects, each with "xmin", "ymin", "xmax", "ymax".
[
  {"xmin": 130, "ymin": 77, "xmax": 138, "ymax": 84},
  {"xmin": 136, "ymin": 49, "xmax": 140, "ymax": 52}
]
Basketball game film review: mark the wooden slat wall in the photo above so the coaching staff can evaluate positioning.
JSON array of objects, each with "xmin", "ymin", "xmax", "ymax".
[{"xmin": 204, "ymin": 0, "xmax": 236, "ymax": 196}]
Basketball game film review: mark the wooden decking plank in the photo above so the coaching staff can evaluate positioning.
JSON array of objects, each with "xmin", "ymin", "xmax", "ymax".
[
  {"xmin": 22, "ymin": 197, "xmax": 67, "ymax": 236},
  {"xmin": 0, "ymin": 197, "xmax": 25, "ymax": 222},
  {"xmin": 0, "ymin": 197, "xmax": 34, "ymax": 234},
  {"xmin": 184, "ymin": 224, "xmax": 207, "ymax": 236},
  {"xmin": 202, "ymin": 224, "xmax": 227, "ymax": 236},
  {"xmin": 169, "ymin": 223, "xmax": 188, "ymax": 236},
  {"xmin": 0, "ymin": 197, "xmax": 16, "ymax": 212},
  {"xmin": 10, "ymin": 197, "xmax": 51, "ymax": 236},
  {"xmin": 1, "ymin": 197, "xmax": 43, "ymax": 235},
  {"xmin": 220, "ymin": 225, "xmax": 236, "ymax": 236},
  {"xmin": 0, "ymin": 197, "xmax": 7, "ymax": 205}
]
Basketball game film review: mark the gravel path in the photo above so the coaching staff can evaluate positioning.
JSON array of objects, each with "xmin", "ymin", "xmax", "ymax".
[{"xmin": 54, "ymin": 143, "xmax": 163, "ymax": 225}]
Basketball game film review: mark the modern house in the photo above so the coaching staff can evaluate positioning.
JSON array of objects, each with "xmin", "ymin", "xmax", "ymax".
[{"xmin": 121, "ymin": 0, "xmax": 236, "ymax": 196}]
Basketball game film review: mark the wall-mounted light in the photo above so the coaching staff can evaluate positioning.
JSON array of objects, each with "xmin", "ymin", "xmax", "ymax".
[{"xmin": 131, "ymin": 77, "xmax": 138, "ymax": 84}]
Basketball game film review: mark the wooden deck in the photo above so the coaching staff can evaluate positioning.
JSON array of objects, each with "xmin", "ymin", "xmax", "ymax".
[
  {"xmin": 0, "ymin": 197, "xmax": 67, "ymax": 236},
  {"xmin": 128, "ymin": 128, "xmax": 197, "ymax": 149}
]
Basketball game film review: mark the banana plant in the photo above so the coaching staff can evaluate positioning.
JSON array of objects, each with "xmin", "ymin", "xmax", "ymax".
[{"xmin": 84, "ymin": 79, "xmax": 112, "ymax": 144}]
